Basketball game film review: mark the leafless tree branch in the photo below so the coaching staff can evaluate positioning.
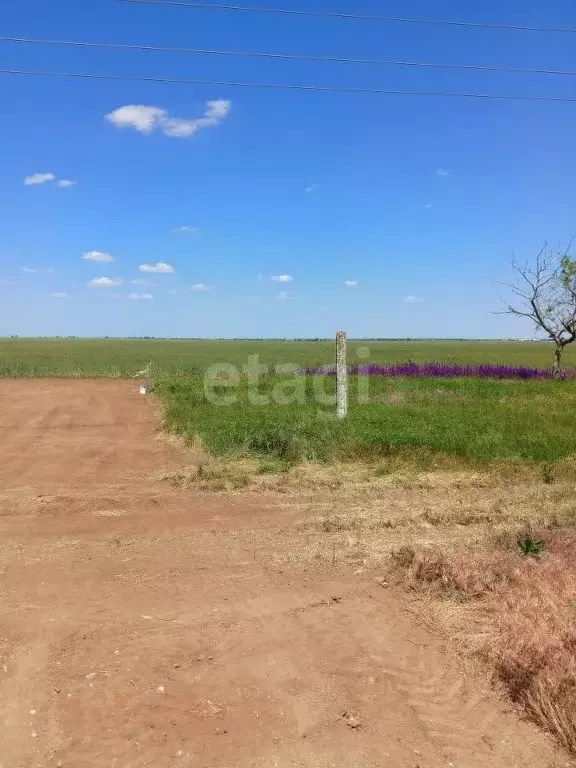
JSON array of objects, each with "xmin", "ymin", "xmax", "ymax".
[{"xmin": 499, "ymin": 242, "xmax": 576, "ymax": 375}]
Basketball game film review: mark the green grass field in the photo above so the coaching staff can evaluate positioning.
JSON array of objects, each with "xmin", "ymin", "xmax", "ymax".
[
  {"xmin": 1, "ymin": 337, "xmax": 575, "ymax": 377},
  {"xmin": 3, "ymin": 337, "xmax": 576, "ymax": 466},
  {"xmin": 159, "ymin": 375, "xmax": 576, "ymax": 465}
]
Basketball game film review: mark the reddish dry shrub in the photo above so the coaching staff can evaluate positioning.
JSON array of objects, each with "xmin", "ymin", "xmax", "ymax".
[
  {"xmin": 393, "ymin": 546, "xmax": 520, "ymax": 599},
  {"xmin": 391, "ymin": 528, "xmax": 576, "ymax": 754}
]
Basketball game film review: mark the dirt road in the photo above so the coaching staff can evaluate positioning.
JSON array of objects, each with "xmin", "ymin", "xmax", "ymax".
[{"xmin": 0, "ymin": 380, "xmax": 562, "ymax": 767}]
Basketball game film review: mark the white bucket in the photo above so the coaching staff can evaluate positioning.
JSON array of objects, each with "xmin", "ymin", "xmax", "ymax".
[{"xmin": 139, "ymin": 385, "xmax": 147, "ymax": 395}]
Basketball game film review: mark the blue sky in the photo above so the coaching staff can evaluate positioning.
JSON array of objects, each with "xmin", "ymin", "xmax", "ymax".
[{"xmin": 1, "ymin": 0, "xmax": 575, "ymax": 338}]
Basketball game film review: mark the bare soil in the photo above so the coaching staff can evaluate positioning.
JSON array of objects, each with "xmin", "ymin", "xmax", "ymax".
[{"xmin": 0, "ymin": 380, "xmax": 564, "ymax": 767}]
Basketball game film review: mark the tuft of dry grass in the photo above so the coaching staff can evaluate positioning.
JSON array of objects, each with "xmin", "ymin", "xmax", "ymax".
[
  {"xmin": 390, "ymin": 528, "xmax": 576, "ymax": 755},
  {"xmin": 159, "ymin": 459, "xmax": 254, "ymax": 492}
]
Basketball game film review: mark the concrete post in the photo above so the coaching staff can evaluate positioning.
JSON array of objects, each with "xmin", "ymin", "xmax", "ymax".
[{"xmin": 336, "ymin": 330, "xmax": 348, "ymax": 419}]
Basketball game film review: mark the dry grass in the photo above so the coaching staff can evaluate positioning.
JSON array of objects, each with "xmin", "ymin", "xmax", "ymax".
[{"xmin": 390, "ymin": 528, "xmax": 576, "ymax": 756}]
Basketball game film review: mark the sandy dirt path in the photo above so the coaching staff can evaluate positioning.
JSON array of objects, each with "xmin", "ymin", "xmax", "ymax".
[{"xmin": 0, "ymin": 380, "xmax": 563, "ymax": 767}]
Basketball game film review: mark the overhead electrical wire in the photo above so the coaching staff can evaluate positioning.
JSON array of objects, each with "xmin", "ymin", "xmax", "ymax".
[
  {"xmin": 2, "ymin": 67, "xmax": 576, "ymax": 102},
  {"xmin": 3, "ymin": 35, "xmax": 576, "ymax": 78},
  {"xmin": 121, "ymin": 0, "xmax": 576, "ymax": 35}
]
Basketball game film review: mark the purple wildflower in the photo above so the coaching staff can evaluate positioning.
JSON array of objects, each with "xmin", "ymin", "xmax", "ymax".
[{"xmin": 300, "ymin": 362, "xmax": 570, "ymax": 380}]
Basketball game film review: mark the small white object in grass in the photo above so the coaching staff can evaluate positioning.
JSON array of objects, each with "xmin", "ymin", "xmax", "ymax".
[{"xmin": 139, "ymin": 386, "xmax": 147, "ymax": 395}]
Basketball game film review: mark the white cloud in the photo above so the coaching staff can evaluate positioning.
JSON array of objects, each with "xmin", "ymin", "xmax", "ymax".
[
  {"xmin": 189, "ymin": 283, "xmax": 211, "ymax": 291},
  {"xmin": 105, "ymin": 105, "xmax": 164, "ymax": 133},
  {"xmin": 271, "ymin": 274, "xmax": 293, "ymax": 283},
  {"xmin": 50, "ymin": 292, "xmax": 69, "ymax": 298},
  {"xmin": 82, "ymin": 251, "xmax": 114, "ymax": 263},
  {"xmin": 139, "ymin": 262, "xmax": 174, "ymax": 274},
  {"xmin": 127, "ymin": 292, "xmax": 154, "ymax": 300},
  {"xmin": 276, "ymin": 291, "xmax": 289, "ymax": 301},
  {"xmin": 404, "ymin": 295, "xmax": 424, "ymax": 303},
  {"xmin": 129, "ymin": 278, "xmax": 154, "ymax": 286},
  {"xmin": 105, "ymin": 99, "xmax": 231, "ymax": 139},
  {"xmin": 0, "ymin": 279, "xmax": 16, "ymax": 285},
  {"xmin": 344, "ymin": 279, "xmax": 359, "ymax": 287},
  {"xmin": 24, "ymin": 173, "xmax": 55, "ymax": 186},
  {"xmin": 305, "ymin": 183, "xmax": 318, "ymax": 193},
  {"xmin": 88, "ymin": 277, "xmax": 123, "ymax": 287},
  {"xmin": 163, "ymin": 99, "xmax": 231, "ymax": 137},
  {"xmin": 424, "ymin": 202, "xmax": 433, "ymax": 209},
  {"xmin": 56, "ymin": 179, "xmax": 77, "ymax": 188},
  {"xmin": 435, "ymin": 168, "xmax": 451, "ymax": 177},
  {"xmin": 172, "ymin": 225, "xmax": 198, "ymax": 233},
  {"xmin": 21, "ymin": 267, "xmax": 36, "ymax": 273}
]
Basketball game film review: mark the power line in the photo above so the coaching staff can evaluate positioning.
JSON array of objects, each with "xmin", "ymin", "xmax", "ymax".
[
  {"xmin": 3, "ymin": 35, "xmax": 576, "ymax": 78},
  {"xmin": 2, "ymin": 67, "xmax": 576, "ymax": 102},
  {"xmin": 122, "ymin": 0, "xmax": 576, "ymax": 35}
]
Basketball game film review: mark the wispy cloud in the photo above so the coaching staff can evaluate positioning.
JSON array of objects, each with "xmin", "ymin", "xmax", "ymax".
[
  {"xmin": 276, "ymin": 291, "xmax": 289, "ymax": 301},
  {"xmin": 435, "ymin": 168, "xmax": 451, "ymax": 177},
  {"xmin": 404, "ymin": 295, "xmax": 424, "ymax": 303},
  {"xmin": 304, "ymin": 183, "xmax": 318, "ymax": 193},
  {"xmin": 50, "ymin": 292, "xmax": 69, "ymax": 298},
  {"xmin": 172, "ymin": 225, "xmax": 198, "ymax": 234},
  {"xmin": 129, "ymin": 278, "xmax": 154, "ymax": 286},
  {"xmin": 344, "ymin": 279, "xmax": 359, "ymax": 287},
  {"xmin": 271, "ymin": 274, "xmax": 293, "ymax": 283},
  {"xmin": 88, "ymin": 277, "xmax": 123, "ymax": 287},
  {"xmin": 21, "ymin": 266, "xmax": 54, "ymax": 274},
  {"xmin": 424, "ymin": 202, "xmax": 433, "ymax": 209},
  {"xmin": 21, "ymin": 267, "xmax": 36, "ymax": 273},
  {"xmin": 24, "ymin": 173, "xmax": 55, "ymax": 186},
  {"xmin": 189, "ymin": 283, "xmax": 211, "ymax": 291},
  {"xmin": 24, "ymin": 173, "xmax": 76, "ymax": 187},
  {"xmin": 139, "ymin": 262, "xmax": 174, "ymax": 274},
  {"xmin": 106, "ymin": 100, "xmax": 231, "ymax": 139},
  {"xmin": 0, "ymin": 279, "xmax": 16, "ymax": 285},
  {"xmin": 127, "ymin": 292, "xmax": 154, "ymax": 300},
  {"xmin": 82, "ymin": 250, "xmax": 114, "ymax": 263}
]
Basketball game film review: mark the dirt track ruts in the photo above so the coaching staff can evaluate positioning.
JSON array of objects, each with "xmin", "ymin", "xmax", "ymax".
[{"xmin": 0, "ymin": 380, "xmax": 563, "ymax": 767}]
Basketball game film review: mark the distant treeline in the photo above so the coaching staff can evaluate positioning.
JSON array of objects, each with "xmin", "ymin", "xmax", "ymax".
[{"xmin": 2, "ymin": 336, "xmax": 546, "ymax": 342}]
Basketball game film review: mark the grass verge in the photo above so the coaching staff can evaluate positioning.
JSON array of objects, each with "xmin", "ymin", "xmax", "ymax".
[{"xmin": 158, "ymin": 374, "xmax": 576, "ymax": 465}]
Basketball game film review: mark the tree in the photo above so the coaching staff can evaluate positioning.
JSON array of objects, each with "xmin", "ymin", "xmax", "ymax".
[{"xmin": 502, "ymin": 244, "xmax": 576, "ymax": 377}]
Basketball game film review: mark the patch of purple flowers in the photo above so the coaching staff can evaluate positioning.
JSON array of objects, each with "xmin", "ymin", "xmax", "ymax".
[{"xmin": 301, "ymin": 362, "xmax": 573, "ymax": 379}]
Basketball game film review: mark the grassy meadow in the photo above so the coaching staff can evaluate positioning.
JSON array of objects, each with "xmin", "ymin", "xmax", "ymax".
[
  {"xmin": 159, "ymin": 374, "xmax": 576, "ymax": 466},
  {"xmin": 1, "ymin": 336, "xmax": 576, "ymax": 377},
  {"xmin": 3, "ymin": 336, "xmax": 576, "ymax": 467}
]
